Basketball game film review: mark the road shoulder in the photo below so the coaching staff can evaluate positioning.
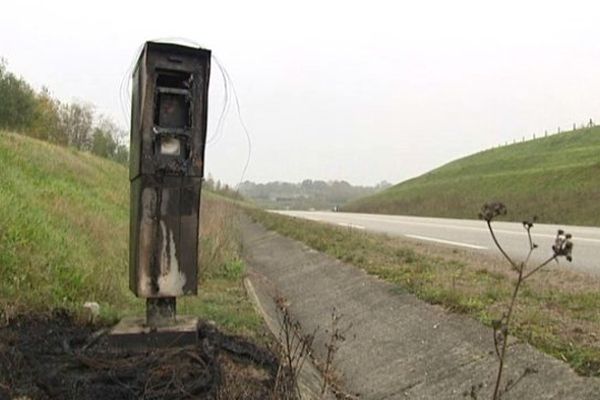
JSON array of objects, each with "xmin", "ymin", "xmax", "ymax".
[{"xmin": 241, "ymin": 218, "xmax": 600, "ymax": 399}]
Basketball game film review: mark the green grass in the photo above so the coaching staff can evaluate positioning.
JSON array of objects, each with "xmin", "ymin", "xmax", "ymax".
[
  {"xmin": 247, "ymin": 207, "xmax": 600, "ymax": 376},
  {"xmin": 345, "ymin": 127, "xmax": 600, "ymax": 225},
  {"xmin": 0, "ymin": 131, "xmax": 262, "ymax": 337}
]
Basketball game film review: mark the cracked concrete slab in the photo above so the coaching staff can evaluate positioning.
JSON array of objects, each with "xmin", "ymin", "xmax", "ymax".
[{"xmin": 241, "ymin": 218, "xmax": 600, "ymax": 400}]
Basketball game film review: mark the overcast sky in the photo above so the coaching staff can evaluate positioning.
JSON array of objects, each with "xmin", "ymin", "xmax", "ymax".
[{"xmin": 1, "ymin": 0, "xmax": 599, "ymax": 185}]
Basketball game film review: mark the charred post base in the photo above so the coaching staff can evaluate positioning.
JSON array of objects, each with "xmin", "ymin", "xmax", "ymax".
[
  {"xmin": 147, "ymin": 297, "xmax": 176, "ymax": 328},
  {"xmin": 109, "ymin": 314, "xmax": 199, "ymax": 349}
]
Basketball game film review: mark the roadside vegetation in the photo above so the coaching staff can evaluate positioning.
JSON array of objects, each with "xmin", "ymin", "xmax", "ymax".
[
  {"xmin": 246, "ymin": 206, "xmax": 600, "ymax": 376},
  {"xmin": 0, "ymin": 59, "xmax": 128, "ymax": 164},
  {"xmin": 0, "ymin": 132, "xmax": 261, "ymax": 337},
  {"xmin": 345, "ymin": 126, "xmax": 600, "ymax": 226},
  {"xmin": 480, "ymin": 202, "xmax": 574, "ymax": 399}
]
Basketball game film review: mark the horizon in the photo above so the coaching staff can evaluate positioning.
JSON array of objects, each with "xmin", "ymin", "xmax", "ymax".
[{"xmin": 2, "ymin": 0, "xmax": 599, "ymax": 186}]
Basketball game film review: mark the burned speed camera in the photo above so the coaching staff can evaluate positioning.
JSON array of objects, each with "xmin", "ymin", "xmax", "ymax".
[{"xmin": 129, "ymin": 42, "xmax": 211, "ymax": 302}]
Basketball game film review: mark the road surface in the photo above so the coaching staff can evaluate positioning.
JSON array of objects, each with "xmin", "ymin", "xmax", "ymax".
[{"xmin": 274, "ymin": 210, "xmax": 600, "ymax": 275}]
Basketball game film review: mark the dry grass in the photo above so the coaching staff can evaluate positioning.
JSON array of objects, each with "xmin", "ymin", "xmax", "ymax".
[
  {"xmin": 216, "ymin": 354, "xmax": 274, "ymax": 400},
  {"xmin": 199, "ymin": 194, "xmax": 244, "ymax": 279}
]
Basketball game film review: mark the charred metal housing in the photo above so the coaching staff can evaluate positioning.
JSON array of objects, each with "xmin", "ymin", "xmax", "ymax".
[{"xmin": 129, "ymin": 42, "xmax": 211, "ymax": 307}]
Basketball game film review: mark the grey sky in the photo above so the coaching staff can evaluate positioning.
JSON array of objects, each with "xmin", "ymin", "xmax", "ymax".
[{"xmin": 1, "ymin": 0, "xmax": 599, "ymax": 186}]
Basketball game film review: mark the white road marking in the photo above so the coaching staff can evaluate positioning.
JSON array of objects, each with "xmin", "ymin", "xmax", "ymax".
[
  {"xmin": 275, "ymin": 211, "xmax": 600, "ymax": 245},
  {"xmin": 337, "ymin": 222, "xmax": 366, "ymax": 230},
  {"xmin": 297, "ymin": 213, "xmax": 600, "ymax": 244},
  {"xmin": 405, "ymin": 234, "xmax": 488, "ymax": 250},
  {"xmin": 495, "ymin": 230, "xmax": 600, "ymax": 244}
]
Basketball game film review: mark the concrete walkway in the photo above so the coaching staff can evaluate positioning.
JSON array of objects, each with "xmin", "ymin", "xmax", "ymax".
[{"xmin": 241, "ymin": 219, "xmax": 600, "ymax": 400}]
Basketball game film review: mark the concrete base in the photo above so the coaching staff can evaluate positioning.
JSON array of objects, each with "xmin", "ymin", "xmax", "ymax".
[{"xmin": 108, "ymin": 315, "xmax": 199, "ymax": 349}]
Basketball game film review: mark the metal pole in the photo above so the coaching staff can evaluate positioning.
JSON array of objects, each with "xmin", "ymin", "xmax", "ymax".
[{"xmin": 146, "ymin": 297, "xmax": 176, "ymax": 327}]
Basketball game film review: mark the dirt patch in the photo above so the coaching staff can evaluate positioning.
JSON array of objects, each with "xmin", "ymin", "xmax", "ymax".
[{"xmin": 0, "ymin": 310, "xmax": 279, "ymax": 400}]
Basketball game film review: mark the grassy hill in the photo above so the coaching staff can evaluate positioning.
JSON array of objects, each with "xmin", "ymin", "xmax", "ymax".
[
  {"xmin": 0, "ymin": 132, "xmax": 260, "ymax": 335},
  {"xmin": 344, "ymin": 127, "xmax": 600, "ymax": 226}
]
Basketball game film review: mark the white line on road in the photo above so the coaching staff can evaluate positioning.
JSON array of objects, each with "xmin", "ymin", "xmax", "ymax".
[
  {"xmin": 405, "ymin": 234, "xmax": 488, "ymax": 250},
  {"xmin": 309, "ymin": 214, "xmax": 600, "ymax": 244},
  {"xmin": 338, "ymin": 222, "xmax": 366, "ymax": 230}
]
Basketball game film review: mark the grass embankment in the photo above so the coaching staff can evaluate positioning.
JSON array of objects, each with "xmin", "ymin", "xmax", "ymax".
[
  {"xmin": 247, "ymin": 207, "xmax": 600, "ymax": 376},
  {"xmin": 0, "ymin": 132, "xmax": 261, "ymax": 337},
  {"xmin": 345, "ymin": 127, "xmax": 600, "ymax": 226}
]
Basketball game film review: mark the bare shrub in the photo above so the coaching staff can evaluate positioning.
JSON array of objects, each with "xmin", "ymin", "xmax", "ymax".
[
  {"xmin": 271, "ymin": 296, "xmax": 316, "ymax": 399},
  {"xmin": 269, "ymin": 297, "xmax": 356, "ymax": 400},
  {"xmin": 320, "ymin": 307, "xmax": 352, "ymax": 399},
  {"xmin": 479, "ymin": 202, "xmax": 573, "ymax": 400}
]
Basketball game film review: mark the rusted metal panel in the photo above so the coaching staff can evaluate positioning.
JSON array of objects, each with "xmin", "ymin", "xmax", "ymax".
[{"xmin": 129, "ymin": 41, "xmax": 210, "ymax": 299}]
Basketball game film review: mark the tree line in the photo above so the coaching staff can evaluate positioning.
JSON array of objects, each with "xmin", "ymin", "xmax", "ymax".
[
  {"xmin": 0, "ymin": 59, "xmax": 128, "ymax": 164},
  {"xmin": 203, "ymin": 175, "xmax": 245, "ymax": 200},
  {"xmin": 238, "ymin": 179, "xmax": 392, "ymax": 210}
]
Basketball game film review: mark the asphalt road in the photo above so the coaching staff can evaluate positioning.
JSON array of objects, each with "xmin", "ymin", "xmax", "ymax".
[{"xmin": 274, "ymin": 210, "xmax": 600, "ymax": 275}]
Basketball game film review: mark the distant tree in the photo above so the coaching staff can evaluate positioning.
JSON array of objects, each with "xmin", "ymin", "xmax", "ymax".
[
  {"xmin": 238, "ymin": 179, "xmax": 385, "ymax": 210},
  {"xmin": 59, "ymin": 102, "xmax": 94, "ymax": 151},
  {"xmin": 91, "ymin": 115, "xmax": 126, "ymax": 159},
  {"xmin": 90, "ymin": 115, "xmax": 131, "ymax": 164},
  {"xmin": 209, "ymin": 180, "xmax": 244, "ymax": 200},
  {"xmin": 375, "ymin": 180, "xmax": 392, "ymax": 191},
  {"xmin": 0, "ymin": 59, "xmax": 38, "ymax": 132},
  {"xmin": 0, "ymin": 59, "xmax": 130, "ymax": 163},
  {"xmin": 30, "ymin": 87, "xmax": 64, "ymax": 144},
  {"xmin": 113, "ymin": 145, "xmax": 129, "ymax": 164},
  {"xmin": 91, "ymin": 128, "xmax": 116, "ymax": 158},
  {"xmin": 204, "ymin": 173, "xmax": 215, "ymax": 191},
  {"xmin": 300, "ymin": 179, "xmax": 313, "ymax": 192}
]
